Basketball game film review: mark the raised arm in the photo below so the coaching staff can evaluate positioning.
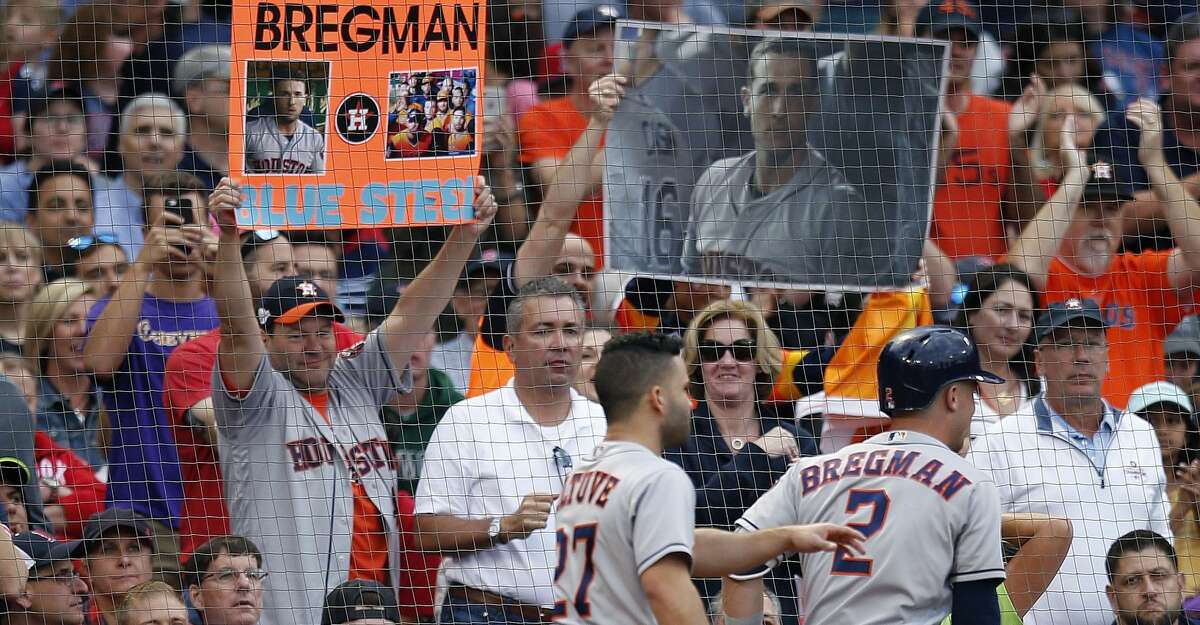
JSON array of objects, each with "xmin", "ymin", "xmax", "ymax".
[
  {"xmin": 692, "ymin": 524, "xmax": 864, "ymax": 578},
  {"xmin": 1006, "ymin": 114, "xmax": 1091, "ymax": 290},
  {"xmin": 209, "ymin": 178, "xmax": 267, "ymax": 392},
  {"xmin": 1126, "ymin": 99, "xmax": 1200, "ymax": 294},
  {"xmin": 514, "ymin": 74, "xmax": 625, "ymax": 286},
  {"xmin": 83, "ymin": 211, "xmax": 193, "ymax": 376},
  {"xmin": 1004, "ymin": 76, "xmax": 1048, "ymax": 231},
  {"xmin": 377, "ymin": 177, "xmax": 497, "ymax": 369}
]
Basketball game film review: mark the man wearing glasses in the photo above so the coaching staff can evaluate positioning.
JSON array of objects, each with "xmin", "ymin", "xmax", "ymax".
[
  {"xmin": 8, "ymin": 532, "xmax": 89, "ymax": 625},
  {"xmin": 970, "ymin": 298, "xmax": 1172, "ymax": 625},
  {"xmin": 183, "ymin": 536, "xmax": 266, "ymax": 625}
]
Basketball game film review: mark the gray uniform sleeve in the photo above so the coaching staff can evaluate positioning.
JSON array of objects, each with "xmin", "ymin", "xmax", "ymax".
[
  {"xmin": 332, "ymin": 331, "xmax": 412, "ymax": 406},
  {"xmin": 309, "ymin": 130, "xmax": 326, "ymax": 174},
  {"xmin": 950, "ymin": 479, "xmax": 1006, "ymax": 584},
  {"xmin": 211, "ymin": 354, "xmax": 287, "ymax": 437},
  {"xmin": 728, "ymin": 462, "xmax": 804, "ymax": 580},
  {"xmin": 632, "ymin": 465, "xmax": 697, "ymax": 575}
]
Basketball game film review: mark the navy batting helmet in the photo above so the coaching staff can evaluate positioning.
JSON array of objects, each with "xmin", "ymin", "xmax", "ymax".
[{"xmin": 877, "ymin": 325, "xmax": 1003, "ymax": 416}]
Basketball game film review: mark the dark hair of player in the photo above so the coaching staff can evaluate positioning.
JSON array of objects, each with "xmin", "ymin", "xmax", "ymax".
[
  {"xmin": 593, "ymin": 332, "xmax": 684, "ymax": 424},
  {"xmin": 747, "ymin": 37, "xmax": 819, "ymax": 84}
]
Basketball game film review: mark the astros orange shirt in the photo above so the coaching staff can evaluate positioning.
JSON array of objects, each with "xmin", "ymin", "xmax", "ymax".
[
  {"xmin": 518, "ymin": 96, "xmax": 605, "ymax": 268},
  {"xmin": 1044, "ymin": 251, "xmax": 1191, "ymax": 408},
  {"xmin": 932, "ymin": 94, "xmax": 1013, "ymax": 261}
]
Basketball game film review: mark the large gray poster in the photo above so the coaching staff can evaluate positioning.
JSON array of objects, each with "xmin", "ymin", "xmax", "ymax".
[{"xmin": 604, "ymin": 22, "xmax": 949, "ymax": 290}]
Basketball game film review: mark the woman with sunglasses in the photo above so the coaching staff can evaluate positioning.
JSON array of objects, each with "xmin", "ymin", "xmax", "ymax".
[
  {"xmin": 65, "ymin": 232, "xmax": 127, "ymax": 298},
  {"xmin": 665, "ymin": 299, "xmax": 818, "ymax": 621}
]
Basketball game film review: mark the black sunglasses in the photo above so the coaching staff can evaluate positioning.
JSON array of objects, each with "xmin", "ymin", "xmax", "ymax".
[
  {"xmin": 67, "ymin": 232, "xmax": 119, "ymax": 253},
  {"xmin": 697, "ymin": 339, "xmax": 756, "ymax": 363}
]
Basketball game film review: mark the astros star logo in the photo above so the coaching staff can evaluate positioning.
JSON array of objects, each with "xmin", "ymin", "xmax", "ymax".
[{"xmin": 335, "ymin": 92, "xmax": 379, "ymax": 145}]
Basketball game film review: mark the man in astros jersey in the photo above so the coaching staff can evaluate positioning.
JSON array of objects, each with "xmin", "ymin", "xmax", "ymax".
[
  {"xmin": 722, "ymin": 326, "xmax": 1006, "ymax": 625},
  {"xmin": 244, "ymin": 68, "xmax": 326, "ymax": 174},
  {"xmin": 205, "ymin": 176, "xmax": 498, "ymax": 625},
  {"xmin": 553, "ymin": 332, "xmax": 866, "ymax": 625}
]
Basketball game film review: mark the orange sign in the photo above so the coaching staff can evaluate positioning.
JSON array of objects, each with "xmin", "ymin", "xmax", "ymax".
[{"xmin": 228, "ymin": 0, "xmax": 487, "ymax": 229}]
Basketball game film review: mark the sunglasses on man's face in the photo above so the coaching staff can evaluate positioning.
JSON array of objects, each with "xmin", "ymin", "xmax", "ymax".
[{"xmin": 697, "ymin": 339, "xmax": 756, "ymax": 363}]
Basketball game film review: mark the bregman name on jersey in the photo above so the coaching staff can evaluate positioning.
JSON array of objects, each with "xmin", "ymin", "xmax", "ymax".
[{"xmin": 798, "ymin": 449, "xmax": 974, "ymax": 501}]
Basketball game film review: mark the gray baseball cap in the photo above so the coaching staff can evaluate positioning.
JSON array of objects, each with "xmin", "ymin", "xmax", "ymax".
[{"xmin": 1166, "ymin": 315, "xmax": 1200, "ymax": 358}]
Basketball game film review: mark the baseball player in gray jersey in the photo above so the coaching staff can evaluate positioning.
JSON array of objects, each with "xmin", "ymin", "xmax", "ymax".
[
  {"xmin": 681, "ymin": 37, "xmax": 892, "ymax": 287},
  {"xmin": 723, "ymin": 326, "xmax": 1006, "ymax": 625},
  {"xmin": 205, "ymin": 176, "xmax": 498, "ymax": 625},
  {"xmin": 554, "ymin": 332, "xmax": 866, "ymax": 625},
  {"xmin": 244, "ymin": 73, "xmax": 326, "ymax": 174}
]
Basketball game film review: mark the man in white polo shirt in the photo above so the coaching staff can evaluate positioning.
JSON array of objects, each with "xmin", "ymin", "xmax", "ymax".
[
  {"xmin": 413, "ymin": 277, "xmax": 606, "ymax": 624},
  {"xmin": 970, "ymin": 297, "xmax": 1171, "ymax": 625}
]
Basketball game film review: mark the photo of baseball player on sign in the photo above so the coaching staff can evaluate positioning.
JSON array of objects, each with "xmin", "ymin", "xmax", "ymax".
[
  {"xmin": 604, "ymin": 23, "xmax": 947, "ymax": 290},
  {"xmin": 242, "ymin": 60, "xmax": 329, "ymax": 175},
  {"xmin": 385, "ymin": 69, "xmax": 478, "ymax": 160}
]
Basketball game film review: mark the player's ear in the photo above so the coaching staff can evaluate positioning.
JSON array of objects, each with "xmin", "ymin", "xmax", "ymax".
[
  {"xmin": 1104, "ymin": 583, "xmax": 1119, "ymax": 613},
  {"xmin": 741, "ymin": 86, "xmax": 751, "ymax": 118},
  {"xmin": 502, "ymin": 333, "xmax": 514, "ymax": 356}
]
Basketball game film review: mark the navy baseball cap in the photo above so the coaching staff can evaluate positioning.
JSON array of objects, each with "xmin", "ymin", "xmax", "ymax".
[
  {"xmin": 258, "ymin": 276, "xmax": 346, "ymax": 329},
  {"xmin": 80, "ymin": 508, "xmax": 155, "ymax": 554},
  {"xmin": 916, "ymin": 0, "xmax": 982, "ymax": 39},
  {"xmin": 562, "ymin": 5, "xmax": 622, "ymax": 45},
  {"xmin": 322, "ymin": 580, "xmax": 401, "ymax": 625},
  {"xmin": 1035, "ymin": 298, "xmax": 1108, "ymax": 342},
  {"xmin": 1081, "ymin": 159, "xmax": 1134, "ymax": 203},
  {"xmin": 26, "ymin": 85, "xmax": 85, "ymax": 121},
  {"xmin": 464, "ymin": 246, "xmax": 514, "ymax": 280},
  {"xmin": 12, "ymin": 532, "xmax": 83, "ymax": 568}
]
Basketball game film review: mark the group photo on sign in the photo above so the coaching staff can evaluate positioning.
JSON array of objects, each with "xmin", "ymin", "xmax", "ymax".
[{"xmin": 604, "ymin": 23, "xmax": 948, "ymax": 291}]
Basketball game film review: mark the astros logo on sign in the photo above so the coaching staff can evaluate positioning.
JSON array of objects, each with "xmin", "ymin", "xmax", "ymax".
[{"xmin": 335, "ymin": 92, "xmax": 380, "ymax": 145}]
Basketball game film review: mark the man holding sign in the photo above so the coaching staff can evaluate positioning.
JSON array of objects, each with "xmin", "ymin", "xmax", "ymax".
[
  {"xmin": 244, "ymin": 68, "xmax": 327, "ymax": 175},
  {"xmin": 206, "ymin": 176, "xmax": 497, "ymax": 625}
]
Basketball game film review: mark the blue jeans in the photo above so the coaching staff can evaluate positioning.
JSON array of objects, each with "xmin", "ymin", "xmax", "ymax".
[{"xmin": 438, "ymin": 588, "xmax": 546, "ymax": 625}]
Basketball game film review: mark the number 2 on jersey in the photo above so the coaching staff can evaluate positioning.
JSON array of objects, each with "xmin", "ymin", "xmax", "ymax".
[
  {"xmin": 830, "ymin": 489, "xmax": 890, "ymax": 576},
  {"xmin": 552, "ymin": 523, "xmax": 599, "ymax": 619}
]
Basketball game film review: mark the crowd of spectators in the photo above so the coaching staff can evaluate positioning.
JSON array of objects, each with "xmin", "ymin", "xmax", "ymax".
[{"xmin": 0, "ymin": 0, "xmax": 1199, "ymax": 624}]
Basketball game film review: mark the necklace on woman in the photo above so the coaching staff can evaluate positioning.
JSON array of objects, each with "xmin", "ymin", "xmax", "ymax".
[{"xmin": 984, "ymin": 379, "xmax": 1021, "ymax": 414}]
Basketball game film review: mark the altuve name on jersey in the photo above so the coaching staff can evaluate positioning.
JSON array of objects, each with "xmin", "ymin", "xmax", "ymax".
[
  {"xmin": 799, "ymin": 449, "xmax": 974, "ymax": 501},
  {"xmin": 557, "ymin": 469, "xmax": 621, "ymax": 509}
]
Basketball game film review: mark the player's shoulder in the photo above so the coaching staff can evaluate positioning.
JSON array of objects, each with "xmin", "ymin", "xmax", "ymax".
[
  {"xmin": 245, "ymin": 116, "xmax": 273, "ymax": 131},
  {"xmin": 698, "ymin": 152, "xmax": 753, "ymax": 183}
]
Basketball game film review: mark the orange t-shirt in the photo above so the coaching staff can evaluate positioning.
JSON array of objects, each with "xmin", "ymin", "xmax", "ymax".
[
  {"xmin": 518, "ymin": 96, "xmax": 605, "ymax": 268},
  {"xmin": 303, "ymin": 391, "xmax": 390, "ymax": 584},
  {"xmin": 1044, "ymin": 251, "xmax": 1191, "ymax": 408},
  {"xmin": 467, "ymin": 332, "xmax": 516, "ymax": 398},
  {"xmin": 932, "ymin": 94, "xmax": 1013, "ymax": 261}
]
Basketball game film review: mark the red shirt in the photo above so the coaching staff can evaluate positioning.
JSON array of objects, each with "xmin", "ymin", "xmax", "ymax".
[
  {"xmin": 1044, "ymin": 251, "xmax": 1192, "ymax": 407},
  {"xmin": 0, "ymin": 62, "xmax": 22, "ymax": 165},
  {"xmin": 33, "ymin": 431, "xmax": 105, "ymax": 540},
  {"xmin": 163, "ymin": 323, "xmax": 363, "ymax": 557},
  {"xmin": 932, "ymin": 94, "xmax": 1013, "ymax": 261}
]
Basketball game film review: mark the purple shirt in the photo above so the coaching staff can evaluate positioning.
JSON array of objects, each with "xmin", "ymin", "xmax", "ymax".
[{"xmin": 86, "ymin": 294, "xmax": 218, "ymax": 528}]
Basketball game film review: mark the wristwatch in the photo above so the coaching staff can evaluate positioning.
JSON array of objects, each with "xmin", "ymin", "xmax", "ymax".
[{"xmin": 488, "ymin": 517, "xmax": 506, "ymax": 544}]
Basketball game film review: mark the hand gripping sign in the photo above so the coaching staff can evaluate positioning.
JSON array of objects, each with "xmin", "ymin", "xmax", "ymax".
[{"xmin": 229, "ymin": 0, "xmax": 487, "ymax": 229}]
